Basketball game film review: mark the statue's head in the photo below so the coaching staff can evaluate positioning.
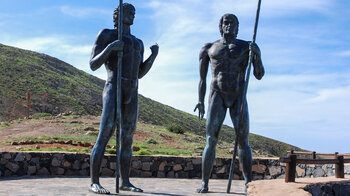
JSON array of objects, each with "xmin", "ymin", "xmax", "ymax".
[
  {"xmin": 219, "ymin": 14, "xmax": 239, "ymax": 37},
  {"xmin": 113, "ymin": 3, "xmax": 136, "ymax": 28}
]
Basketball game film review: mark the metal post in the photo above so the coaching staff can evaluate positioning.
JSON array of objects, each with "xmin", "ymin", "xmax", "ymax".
[{"xmin": 115, "ymin": 0, "xmax": 123, "ymax": 193}]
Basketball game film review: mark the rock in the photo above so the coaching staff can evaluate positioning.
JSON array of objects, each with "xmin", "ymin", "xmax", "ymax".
[
  {"xmin": 44, "ymin": 140, "xmax": 53, "ymax": 144},
  {"xmin": 173, "ymin": 164, "xmax": 183, "ymax": 172},
  {"xmin": 252, "ymin": 164, "xmax": 267, "ymax": 174},
  {"xmin": 176, "ymin": 171, "xmax": 189, "ymax": 178},
  {"xmin": 110, "ymin": 162, "xmax": 116, "ymax": 170},
  {"xmin": 344, "ymin": 165, "xmax": 350, "ymax": 174},
  {"xmin": 15, "ymin": 147, "xmax": 23, "ymax": 150},
  {"xmin": 269, "ymin": 166, "xmax": 282, "ymax": 177},
  {"xmin": 142, "ymin": 162, "xmax": 151, "ymax": 171},
  {"xmin": 141, "ymin": 171, "xmax": 152, "ymax": 177},
  {"xmin": 0, "ymin": 158, "xmax": 8, "ymax": 165},
  {"xmin": 81, "ymin": 162, "xmax": 90, "ymax": 170},
  {"xmin": 132, "ymin": 160, "xmax": 142, "ymax": 169},
  {"xmin": 296, "ymin": 166, "xmax": 305, "ymax": 177},
  {"xmin": 25, "ymin": 153, "xmax": 32, "ymax": 161},
  {"xmin": 192, "ymin": 158, "xmax": 201, "ymax": 165},
  {"xmin": 132, "ymin": 146, "xmax": 140, "ymax": 151},
  {"xmin": 27, "ymin": 166, "xmax": 36, "ymax": 175},
  {"xmin": 101, "ymin": 168, "xmax": 114, "ymax": 176},
  {"xmin": 184, "ymin": 162, "xmax": 193, "ymax": 171},
  {"xmin": 51, "ymin": 167, "xmax": 65, "ymax": 175},
  {"xmin": 84, "ymin": 127, "xmax": 98, "ymax": 132},
  {"xmin": 65, "ymin": 140, "xmax": 73, "ymax": 144},
  {"xmin": 11, "ymin": 142, "xmax": 18, "ymax": 145},
  {"xmin": 38, "ymin": 167, "xmax": 50, "ymax": 175},
  {"xmin": 51, "ymin": 158, "xmax": 61, "ymax": 167},
  {"xmin": 216, "ymin": 166, "xmax": 226, "ymax": 174},
  {"xmin": 3, "ymin": 153, "xmax": 12, "ymax": 159},
  {"xmin": 312, "ymin": 166, "xmax": 326, "ymax": 177},
  {"xmin": 73, "ymin": 160, "xmax": 81, "ymax": 170},
  {"xmin": 35, "ymin": 145, "xmax": 40, "ymax": 149},
  {"xmin": 6, "ymin": 162, "xmax": 19, "ymax": 173},
  {"xmin": 159, "ymin": 161, "xmax": 166, "ymax": 171},
  {"xmin": 157, "ymin": 171, "xmax": 165, "ymax": 178},
  {"xmin": 63, "ymin": 161, "xmax": 71, "ymax": 168},
  {"xmin": 14, "ymin": 153, "xmax": 26, "ymax": 162},
  {"xmin": 167, "ymin": 171, "xmax": 175, "ymax": 178}
]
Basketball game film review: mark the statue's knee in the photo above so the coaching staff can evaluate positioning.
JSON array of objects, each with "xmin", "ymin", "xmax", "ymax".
[{"xmin": 207, "ymin": 136, "xmax": 218, "ymax": 146}]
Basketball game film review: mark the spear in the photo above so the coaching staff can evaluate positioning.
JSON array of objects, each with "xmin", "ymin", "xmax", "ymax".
[
  {"xmin": 227, "ymin": 0, "xmax": 262, "ymax": 193},
  {"xmin": 116, "ymin": 0, "xmax": 123, "ymax": 193}
]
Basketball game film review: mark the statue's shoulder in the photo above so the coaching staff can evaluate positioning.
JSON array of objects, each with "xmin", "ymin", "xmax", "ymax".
[
  {"xmin": 236, "ymin": 39, "xmax": 249, "ymax": 48},
  {"xmin": 96, "ymin": 29, "xmax": 117, "ymax": 42}
]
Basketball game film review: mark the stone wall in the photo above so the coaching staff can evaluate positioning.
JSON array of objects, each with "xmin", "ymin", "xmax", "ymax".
[{"xmin": 1, "ymin": 152, "xmax": 349, "ymax": 179}]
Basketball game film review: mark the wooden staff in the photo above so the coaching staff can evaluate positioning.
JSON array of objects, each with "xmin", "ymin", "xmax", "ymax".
[{"xmin": 227, "ymin": 0, "xmax": 262, "ymax": 193}]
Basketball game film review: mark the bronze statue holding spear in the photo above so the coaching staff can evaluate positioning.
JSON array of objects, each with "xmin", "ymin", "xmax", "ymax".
[
  {"xmin": 89, "ymin": 2, "xmax": 159, "ymax": 194},
  {"xmin": 194, "ymin": 0, "xmax": 264, "ymax": 193}
]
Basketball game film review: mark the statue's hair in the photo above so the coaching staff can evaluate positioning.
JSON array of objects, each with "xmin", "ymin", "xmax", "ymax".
[
  {"xmin": 113, "ymin": 3, "xmax": 135, "ymax": 29},
  {"xmin": 219, "ymin": 14, "xmax": 239, "ymax": 36}
]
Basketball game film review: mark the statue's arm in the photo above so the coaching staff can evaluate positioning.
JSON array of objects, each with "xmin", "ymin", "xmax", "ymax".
[
  {"xmin": 90, "ymin": 29, "xmax": 123, "ymax": 71},
  {"xmin": 194, "ymin": 43, "xmax": 211, "ymax": 119},
  {"xmin": 249, "ymin": 42, "xmax": 265, "ymax": 80},
  {"xmin": 138, "ymin": 40, "xmax": 159, "ymax": 79}
]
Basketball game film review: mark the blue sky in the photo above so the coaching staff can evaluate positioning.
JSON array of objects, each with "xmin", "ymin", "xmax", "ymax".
[{"xmin": 1, "ymin": 0, "xmax": 350, "ymax": 153}]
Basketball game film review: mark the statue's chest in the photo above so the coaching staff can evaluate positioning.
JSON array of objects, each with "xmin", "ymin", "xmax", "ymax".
[
  {"xmin": 209, "ymin": 43, "xmax": 246, "ymax": 60},
  {"xmin": 123, "ymin": 35, "xmax": 141, "ymax": 52}
]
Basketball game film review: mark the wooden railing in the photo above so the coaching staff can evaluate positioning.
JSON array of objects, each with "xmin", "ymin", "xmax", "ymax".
[{"xmin": 280, "ymin": 151, "xmax": 350, "ymax": 182}]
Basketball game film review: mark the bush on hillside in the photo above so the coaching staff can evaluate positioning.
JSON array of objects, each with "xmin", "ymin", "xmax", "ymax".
[{"xmin": 167, "ymin": 124, "xmax": 185, "ymax": 134}]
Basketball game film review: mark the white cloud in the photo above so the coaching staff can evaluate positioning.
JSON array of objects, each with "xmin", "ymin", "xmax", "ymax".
[{"xmin": 59, "ymin": 6, "xmax": 110, "ymax": 18}]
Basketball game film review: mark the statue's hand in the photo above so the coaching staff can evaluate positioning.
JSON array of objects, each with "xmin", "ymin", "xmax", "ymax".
[
  {"xmin": 249, "ymin": 42, "xmax": 260, "ymax": 57},
  {"xmin": 150, "ymin": 43, "xmax": 159, "ymax": 56},
  {"xmin": 108, "ymin": 40, "xmax": 124, "ymax": 51},
  {"xmin": 254, "ymin": 63, "xmax": 264, "ymax": 80},
  {"xmin": 194, "ymin": 102, "xmax": 205, "ymax": 120}
]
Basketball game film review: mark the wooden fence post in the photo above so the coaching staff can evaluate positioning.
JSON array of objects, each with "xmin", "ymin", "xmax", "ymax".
[
  {"xmin": 285, "ymin": 154, "xmax": 297, "ymax": 182},
  {"xmin": 335, "ymin": 155, "xmax": 344, "ymax": 178}
]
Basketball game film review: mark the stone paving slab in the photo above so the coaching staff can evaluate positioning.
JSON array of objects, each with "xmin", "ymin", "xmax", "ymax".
[{"xmin": 0, "ymin": 177, "xmax": 246, "ymax": 196}]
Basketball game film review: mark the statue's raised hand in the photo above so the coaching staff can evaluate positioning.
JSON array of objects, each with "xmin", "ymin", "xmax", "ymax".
[
  {"xmin": 194, "ymin": 102, "xmax": 205, "ymax": 120},
  {"xmin": 150, "ymin": 43, "xmax": 159, "ymax": 56}
]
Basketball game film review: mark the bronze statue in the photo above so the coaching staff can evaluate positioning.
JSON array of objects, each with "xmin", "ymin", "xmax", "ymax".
[
  {"xmin": 194, "ymin": 13, "xmax": 264, "ymax": 193},
  {"xmin": 89, "ymin": 3, "xmax": 159, "ymax": 194}
]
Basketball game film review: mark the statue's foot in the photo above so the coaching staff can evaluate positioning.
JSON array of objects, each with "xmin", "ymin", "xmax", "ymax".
[
  {"xmin": 120, "ymin": 183, "xmax": 143, "ymax": 192},
  {"xmin": 89, "ymin": 183, "xmax": 110, "ymax": 194},
  {"xmin": 196, "ymin": 185, "xmax": 208, "ymax": 193}
]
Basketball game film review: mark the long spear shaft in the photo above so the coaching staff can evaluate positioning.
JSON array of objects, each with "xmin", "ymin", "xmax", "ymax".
[
  {"xmin": 227, "ymin": 0, "xmax": 262, "ymax": 193},
  {"xmin": 116, "ymin": 0, "xmax": 123, "ymax": 193}
]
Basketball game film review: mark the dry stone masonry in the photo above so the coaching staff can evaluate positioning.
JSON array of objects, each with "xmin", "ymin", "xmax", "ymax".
[{"xmin": 0, "ymin": 152, "xmax": 349, "ymax": 179}]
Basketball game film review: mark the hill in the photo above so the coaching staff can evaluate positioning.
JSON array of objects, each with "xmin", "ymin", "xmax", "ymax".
[{"xmin": 0, "ymin": 43, "xmax": 304, "ymax": 157}]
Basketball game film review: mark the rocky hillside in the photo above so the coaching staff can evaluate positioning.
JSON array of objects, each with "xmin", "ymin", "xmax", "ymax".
[{"xmin": 0, "ymin": 43, "xmax": 304, "ymax": 157}]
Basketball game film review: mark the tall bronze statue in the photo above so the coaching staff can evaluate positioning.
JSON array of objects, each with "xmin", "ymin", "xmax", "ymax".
[
  {"xmin": 194, "ymin": 13, "xmax": 264, "ymax": 193},
  {"xmin": 89, "ymin": 3, "xmax": 159, "ymax": 194}
]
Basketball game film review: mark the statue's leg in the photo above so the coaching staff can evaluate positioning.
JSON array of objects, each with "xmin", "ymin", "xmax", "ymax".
[
  {"xmin": 197, "ymin": 91, "xmax": 227, "ymax": 193},
  {"xmin": 90, "ymin": 83, "xmax": 116, "ymax": 194},
  {"xmin": 119, "ymin": 92, "xmax": 143, "ymax": 192},
  {"xmin": 229, "ymin": 99, "xmax": 252, "ymax": 185}
]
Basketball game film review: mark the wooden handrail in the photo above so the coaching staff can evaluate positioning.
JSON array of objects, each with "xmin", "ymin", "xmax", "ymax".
[{"xmin": 281, "ymin": 155, "xmax": 347, "ymax": 182}]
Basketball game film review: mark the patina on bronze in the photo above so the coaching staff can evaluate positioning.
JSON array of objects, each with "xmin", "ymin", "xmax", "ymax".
[
  {"xmin": 89, "ymin": 2, "xmax": 159, "ymax": 194},
  {"xmin": 194, "ymin": 13, "xmax": 264, "ymax": 193}
]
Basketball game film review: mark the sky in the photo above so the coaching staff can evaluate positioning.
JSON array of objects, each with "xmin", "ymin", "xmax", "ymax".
[{"xmin": 1, "ymin": 0, "xmax": 349, "ymax": 153}]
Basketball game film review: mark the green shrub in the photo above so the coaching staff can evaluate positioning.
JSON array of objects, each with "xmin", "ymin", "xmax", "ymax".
[
  {"xmin": 32, "ymin": 113, "xmax": 52, "ymax": 119},
  {"xmin": 167, "ymin": 124, "xmax": 185, "ymax": 134},
  {"xmin": 146, "ymin": 138, "xmax": 158, "ymax": 144}
]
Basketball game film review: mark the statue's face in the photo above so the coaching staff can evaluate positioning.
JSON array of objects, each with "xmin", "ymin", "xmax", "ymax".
[
  {"xmin": 123, "ymin": 7, "xmax": 135, "ymax": 25},
  {"xmin": 221, "ymin": 15, "xmax": 238, "ymax": 37}
]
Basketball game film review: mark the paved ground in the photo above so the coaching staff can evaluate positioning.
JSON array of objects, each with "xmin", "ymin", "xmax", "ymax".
[{"xmin": 0, "ymin": 177, "xmax": 246, "ymax": 196}]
